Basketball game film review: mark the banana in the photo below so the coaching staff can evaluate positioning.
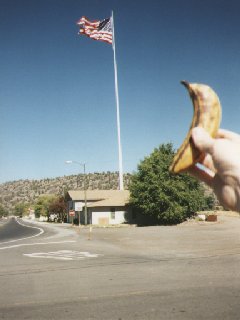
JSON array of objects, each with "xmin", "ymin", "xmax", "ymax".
[{"xmin": 169, "ymin": 81, "xmax": 222, "ymax": 174}]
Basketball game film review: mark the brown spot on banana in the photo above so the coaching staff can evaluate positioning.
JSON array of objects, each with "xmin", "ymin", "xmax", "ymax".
[{"xmin": 169, "ymin": 81, "xmax": 222, "ymax": 174}]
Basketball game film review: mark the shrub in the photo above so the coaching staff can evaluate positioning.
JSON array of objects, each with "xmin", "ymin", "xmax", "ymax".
[{"xmin": 129, "ymin": 143, "xmax": 214, "ymax": 225}]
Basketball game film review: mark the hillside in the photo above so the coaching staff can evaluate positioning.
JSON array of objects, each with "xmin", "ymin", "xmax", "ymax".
[{"xmin": 0, "ymin": 172, "xmax": 132, "ymax": 214}]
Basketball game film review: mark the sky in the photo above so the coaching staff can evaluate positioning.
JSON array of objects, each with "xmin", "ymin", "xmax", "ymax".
[{"xmin": 0, "ymin": 0, "xmax": 240, "ymax": 183}]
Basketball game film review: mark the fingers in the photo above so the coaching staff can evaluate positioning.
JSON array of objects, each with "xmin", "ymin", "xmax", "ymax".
[
  {"xmin": 191, "ymin": 127, "xmax": 214, "ymax": 154},
  {"xmin": 216, "ymin": 129, "xmax": 240, "ymax": 141},
  {"xmin": 200, "ymin": 154, "xmax": 216, "ymax": 173},
  {"xmin": 187, "ymin": 164, "xmax": 214, "ymax": 188}
]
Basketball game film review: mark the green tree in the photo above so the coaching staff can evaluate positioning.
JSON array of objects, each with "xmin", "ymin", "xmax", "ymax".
[
  {"xmin": 34, "ymin": 195, "xmax": 57, "ymax": 218},
  {"xmin": 129, "ymin": 143, "xmax": 214, "ymax": 225},
  {"xmin": 0, "ymin": 204, "xmax": 7, "ymax": 217},
  {"xmin": 14, "ymin": 203, "xmax": 30, "ymax": 217}
]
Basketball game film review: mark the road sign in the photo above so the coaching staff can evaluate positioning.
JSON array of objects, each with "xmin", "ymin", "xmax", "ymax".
[{"xmin": 75, "ymin": 202, "xmax": 84, "ymax": 211}]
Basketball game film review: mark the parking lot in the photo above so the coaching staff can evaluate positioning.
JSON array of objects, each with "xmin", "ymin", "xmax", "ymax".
[{"xmin": 0, "ymin": 214, "xmax": 240, "ymax": 319}]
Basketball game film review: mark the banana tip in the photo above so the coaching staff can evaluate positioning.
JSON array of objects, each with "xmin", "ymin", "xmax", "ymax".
[{"xmin": 181, "ymin": 80, "xmax": 190, "ymax": 88}]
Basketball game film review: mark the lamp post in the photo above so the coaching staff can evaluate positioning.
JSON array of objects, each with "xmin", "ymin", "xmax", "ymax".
[{"xmin": 65, "ymin": 160, "xmax": 88, "ymax": 225}]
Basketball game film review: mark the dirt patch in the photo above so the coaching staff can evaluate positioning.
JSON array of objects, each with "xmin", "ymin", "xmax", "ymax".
[
  {"xmin": 215, "ymin": 210, "xmax": 240, "ymax": 217},
  {"xmin": 179, "ymin": 210, "xmax": 239, "ymax": 227}
]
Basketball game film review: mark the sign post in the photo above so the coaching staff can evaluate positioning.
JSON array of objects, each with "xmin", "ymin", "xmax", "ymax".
[
  {"xmin": 69, "ymin": 210, "xmax": 75, "ymax": 225},
  {"xmin": 75, "ymin": 202, "xmax": 84, "ymax": 226}
]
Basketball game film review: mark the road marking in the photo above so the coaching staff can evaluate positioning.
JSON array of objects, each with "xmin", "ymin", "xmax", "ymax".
[
  {"xmin": 0, "ymin": 240, "xmax": 76, "ymax": 250},
  {"xmin": 16, "ymin": 219, "xmax": 44, "ymax": 236},
  {"xmin": 0, "ymin": 219, "xmax": 44, "ymax": 245},
  {"xmin": 24, "ymin": 250, "xmax": 102, "ymax": 261}
]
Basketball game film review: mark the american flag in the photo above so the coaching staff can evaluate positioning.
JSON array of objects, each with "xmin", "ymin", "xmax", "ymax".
[{"xmin": 77, "ymin": 16, "xmax": 113, "ymax": 44}]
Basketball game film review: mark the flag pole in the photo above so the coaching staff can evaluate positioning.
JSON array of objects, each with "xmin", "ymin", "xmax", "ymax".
[{"xmin": 111, "ymin": 11, "xmax": 124, "ymax": 190}]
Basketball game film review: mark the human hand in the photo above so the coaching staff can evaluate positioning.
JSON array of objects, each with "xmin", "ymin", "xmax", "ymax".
[{"xmin": 187, "ymin": 127, "xmax": 240, "ymax": 212}]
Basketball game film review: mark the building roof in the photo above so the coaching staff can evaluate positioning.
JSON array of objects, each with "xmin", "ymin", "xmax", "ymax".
[{"xmin": 67, "ymin": 190, "xmax": 130, "ymax": 207}]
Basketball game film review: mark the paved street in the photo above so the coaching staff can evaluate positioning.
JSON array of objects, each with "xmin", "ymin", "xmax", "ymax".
[{"xmin": 0, "ymin": 215, "xmax": 240, "ymax": 319}]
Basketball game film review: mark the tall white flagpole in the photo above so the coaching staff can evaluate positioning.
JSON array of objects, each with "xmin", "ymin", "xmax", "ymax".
[{"xmin": 111, "ymin": 11, "xmax": 124, "ymax": 190}]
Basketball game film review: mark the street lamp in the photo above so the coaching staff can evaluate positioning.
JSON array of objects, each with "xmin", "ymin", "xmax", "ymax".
[{"xmin": 65, "ymin": 160, "xmax": 88, "ymax": 226}]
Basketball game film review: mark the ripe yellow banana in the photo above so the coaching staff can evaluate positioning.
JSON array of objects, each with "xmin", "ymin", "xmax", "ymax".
[{"xmin": 169, "ymin": 81, "xmax": 222, "ymax": 174}]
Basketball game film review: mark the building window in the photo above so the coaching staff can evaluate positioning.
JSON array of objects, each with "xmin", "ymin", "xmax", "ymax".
[{"xmin": 110, "ymin": 208, "xmax": 115, "ymax": 220}]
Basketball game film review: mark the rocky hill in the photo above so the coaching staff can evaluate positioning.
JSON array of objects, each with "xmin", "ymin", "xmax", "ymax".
[{"xmin": 0, "ymin": 172, "xmax": 132, "ymax": 214}]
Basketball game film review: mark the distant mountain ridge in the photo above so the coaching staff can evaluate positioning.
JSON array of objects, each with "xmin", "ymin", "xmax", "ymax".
[{"xmin": 0, "ymin": 172, "xmax": 132, "ymax": 213}]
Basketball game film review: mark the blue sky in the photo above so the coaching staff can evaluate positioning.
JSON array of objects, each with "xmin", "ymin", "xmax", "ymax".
[{"xmin": 0, "ymin": 0, "xmax": 240, "ymax": 183}]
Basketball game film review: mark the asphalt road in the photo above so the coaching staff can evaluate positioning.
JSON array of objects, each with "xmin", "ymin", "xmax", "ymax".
[
  {"xmin": 0, "ymin": 217, "xmax": 42, "ymax": 242},
  {"xmin": 0, "ymin": 215, "xmax": 240, "ymax": 319}
]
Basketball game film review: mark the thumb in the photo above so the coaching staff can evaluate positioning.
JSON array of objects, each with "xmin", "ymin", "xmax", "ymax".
[{"xmin": 191, "ymin": 127, "xmax": 214, "ymax": 154}]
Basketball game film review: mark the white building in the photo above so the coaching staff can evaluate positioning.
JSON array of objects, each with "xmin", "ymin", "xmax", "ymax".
[{"xmin": 66, "ymin": 190, "xmax": 131, "ymax": 225}]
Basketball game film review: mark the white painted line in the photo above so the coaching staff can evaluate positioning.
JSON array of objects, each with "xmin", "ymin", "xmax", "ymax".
[
  {"xmin": 23, "ymin": 250, "xmax": 102, "ymax": 261},
  {"xmin": 0, "ymin": 219, "xmax": 44, "ymax": 245},
  {"xmin": 16, "ymin": 218, "xmax": 44, "ymax": 235},
  {"xmin": 0, "ymin": 240, "xmax": 76, "ymax": 250}
]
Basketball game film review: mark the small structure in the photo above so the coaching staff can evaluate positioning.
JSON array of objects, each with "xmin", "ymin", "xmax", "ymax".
[
  {"xmin": 66, "ymin": 190, "xmax": 131, "ymax": 225},
  {"xmin": 206, "ymin": 214, "xmax": 218, "ymax": 222}
]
